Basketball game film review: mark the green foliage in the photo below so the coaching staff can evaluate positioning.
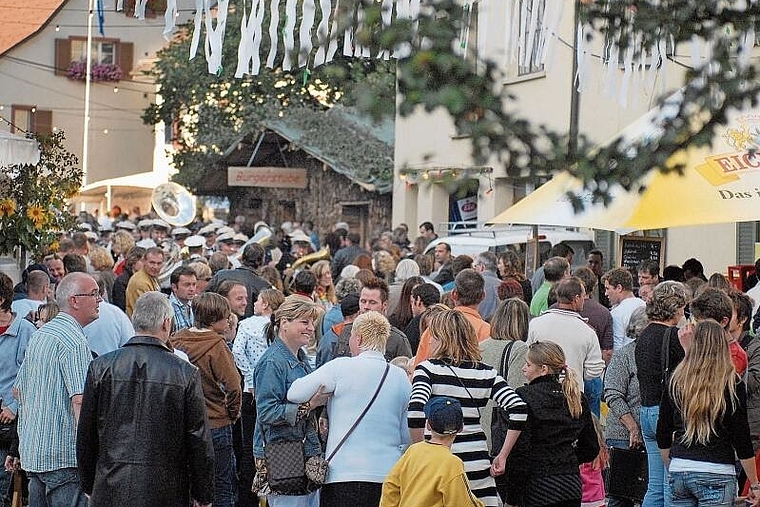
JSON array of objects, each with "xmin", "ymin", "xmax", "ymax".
[
  {"xmin": 0, "ymin": 131, "xmax": 81, "ymax": 259},
  {"xmin": 142, "ymin": 3, "xmax": 396, "ymax": 192},
  {"xmin": 147, "ymin": 0, "xmax": 760, "ymax": 210}
]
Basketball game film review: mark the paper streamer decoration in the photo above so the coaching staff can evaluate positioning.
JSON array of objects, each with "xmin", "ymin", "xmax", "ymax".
[{"xmin": 164, "ymin": 0, "xmax": 178, "ymax": 39}]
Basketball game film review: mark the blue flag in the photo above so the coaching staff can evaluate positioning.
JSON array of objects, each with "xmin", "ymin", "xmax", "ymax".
[{"xmin": 97, "ymin": 0, "xmax": 105, "ymax": 36}]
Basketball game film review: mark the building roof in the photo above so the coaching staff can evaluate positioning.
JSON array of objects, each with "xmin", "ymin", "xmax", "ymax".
[
  {"xmin": 262, "ymin": 105, "xmax": 394, "ymax": 194},
  {"xmin": 0, "ymin": 0, "xmax": 66, "ymax": 57},
  {"xmin": 218, "ymin": 105, "xmax": 394, "ymax": 194}
]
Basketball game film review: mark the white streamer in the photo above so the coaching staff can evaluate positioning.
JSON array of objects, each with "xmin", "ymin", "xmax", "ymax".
[
  {"xmin": 313, "ymin": 0, "xmax": 333, "ymax": 66},
  {"xmin": 266, "ymin": 0, "xmax": 280, "ymax": 69},
  {"xmin": 299, "ymin": 0, "xmax": 316, "ymax": 68},
  {"xmin": 282, "ymin": 0, "xmax": 297, "ymax": 70}
]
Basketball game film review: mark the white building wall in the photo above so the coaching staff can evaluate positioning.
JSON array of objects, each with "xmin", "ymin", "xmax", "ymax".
[
  {"xmin": 394, "ymin": 1, "xmax": 740, "ymax": 267},
  {"xmin": 0, "ymin": 0, "xmax": 188, "ymax": 214}
]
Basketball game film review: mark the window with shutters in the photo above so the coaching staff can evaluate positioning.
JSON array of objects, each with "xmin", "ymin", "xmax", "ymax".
[
  {"xmin": 10, "ymin": 105, "xmax": 52, "ymax": 135},
  {"xmin": 121, "ymin": 0, "xmax": 167, "ymax": 19},
  {"xmin": 54, "ymin": 37, "xmax": 133, "ymax": 80}
]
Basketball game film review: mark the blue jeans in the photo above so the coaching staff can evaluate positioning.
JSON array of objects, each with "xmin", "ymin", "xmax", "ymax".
[
  {"xmin": 669, "ymin": 472, "xmax": 736, "ymax": 507},
  {"xmin": 641, "ymin": 405, "xmax": 670, "ymax": 507},
  {"xmin": 267, "ymin": 491, "xmax": 319, "ymax": 507},
  {"xmin": 212, "ymin": 424, "xmax": 237, "ymax": 507},
  {"xmin": 27, "ymin": 468, "xmax": 87, "ymax": 507},
  {"xmin": 584, "ymin": 377, "xmax": 602, "ymax": 418}
]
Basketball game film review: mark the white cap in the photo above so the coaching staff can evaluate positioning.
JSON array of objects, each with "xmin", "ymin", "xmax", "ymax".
[
  {"xmin": 137, "ymin": 219, "xmax": 153, "ymax": 229},
  {"xmin": 216, "ymin": 226, "xmax": 235, "ymax": 236},
  {"xmin": 136, "ymin": 238, "xmax": 157, "ymax": 248},
  {"xmin": 185, "ymin": 235, "xmax": 205, "ymax": 248},
  {"xmin": 198, "ymin": 224, "xmax": 216, "ymax": 236},
  {"xmin": 85, "ymin": 231, "xmax": 98, "ymax": 241},
  {"xmin": 216, "ymin": 232, "xmax": 234, "ymax": 243},
  {"xmin": 115, "ymin": 220, "xmax": 136, "ymax": 231},
  {"xmin": 290, "ymin": 230, "xmax": 312, "ymax": 245},
  {"xmin": 152, "ymin": 219, "xmax": 171, "ymax": 231},
  {"xmin": 172, "ymin": 227, "xmax": 191, "ymax": 237},
  {"xmin": 233, "ymin": 233, "xmax": 249, "ymax": 243}
]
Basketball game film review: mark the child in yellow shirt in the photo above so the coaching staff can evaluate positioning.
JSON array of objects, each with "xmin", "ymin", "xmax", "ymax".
[{"xmin": 379, "ymin": 397, "xmax": 484, "ymax": 507}]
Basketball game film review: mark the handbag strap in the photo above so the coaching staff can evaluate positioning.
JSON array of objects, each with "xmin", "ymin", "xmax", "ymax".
[
  {"xmin": 499, "ymin": 341, "xmax": 516, "ymax": 380},
  {"xmin": 444, "ymin": 363, "xmax": 481, "ymax": 418},
  {"xmin": 325, "ymin": 363, "xmax": 390, "ymax": 462}
]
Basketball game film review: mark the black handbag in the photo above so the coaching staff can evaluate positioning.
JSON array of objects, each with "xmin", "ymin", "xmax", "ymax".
[
  {"xmin": 264, "ymin": 439, "xmax": 308, "ymax": 494},
  {"xmin": 0, "ymin": 422, "xmax": 14, "ymax": 447},
  {"xmin": 606, "ymin": 447, "xmax": 648, "ymax": 502},
  {"xmin": 490, "ymin": 341, "xmax": 515, "ymax": 456}
]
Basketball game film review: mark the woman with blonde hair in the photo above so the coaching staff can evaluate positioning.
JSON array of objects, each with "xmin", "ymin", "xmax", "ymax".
[
  {"xmin": 409, "ymin": 309, "xmax": 528, "ymax": 507},
  {"xmin": 88, "ymin": 245, "xmax": 116, "ymax": 302},
  {"xmin": 657, "ymin": 320, "xmax": 760, "ymax": 507},
  {"xmin": 288, "ymin": 311, "xmax": 411, "ymax": 507},
  {"xmin": 495, "ymin": 341, "xmax": 599, "ymax": 507},
  {"xmin": 252, "ymin": 296, "xmax": 329, "ymax": 507},
  {"xmin": 311, "ymin": 260, "xmax": 337, "ymax": 310}
]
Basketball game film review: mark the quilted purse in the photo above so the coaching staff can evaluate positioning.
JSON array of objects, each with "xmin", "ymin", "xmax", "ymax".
[{"xmin": 264, "ymin": 439, "xmax": 308, "ymax": 494}]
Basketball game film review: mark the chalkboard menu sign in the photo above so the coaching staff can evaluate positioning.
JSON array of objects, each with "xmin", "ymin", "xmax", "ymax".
[{"xmin": 617, "ymin": 236, "xmax": 665, "ymax": 284}]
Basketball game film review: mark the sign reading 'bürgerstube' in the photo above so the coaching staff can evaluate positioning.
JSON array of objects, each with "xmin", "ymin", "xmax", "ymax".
[{"xmin": 228, "ymin": 166, "xmax": 308, "ymax": 188}]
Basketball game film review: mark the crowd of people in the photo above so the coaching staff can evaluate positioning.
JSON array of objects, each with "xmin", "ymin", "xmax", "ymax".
[{"xmin": 1, "ymin": 208, "xmax": 759, "ymax": 507}]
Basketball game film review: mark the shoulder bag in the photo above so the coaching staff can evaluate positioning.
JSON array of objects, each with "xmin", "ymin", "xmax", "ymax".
[
  {"xmin": 490, "ymin": 341, "xmax": 515, "ymax": 456},
  {"xmin": 305, "ymin": 363, "xmax": 390, "ymax": 484}
]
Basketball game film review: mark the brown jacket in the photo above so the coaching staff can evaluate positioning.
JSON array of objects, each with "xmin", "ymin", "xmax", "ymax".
[{"xmin": 170, "ymin": 329, "xmax": 242, "ymax": 429}]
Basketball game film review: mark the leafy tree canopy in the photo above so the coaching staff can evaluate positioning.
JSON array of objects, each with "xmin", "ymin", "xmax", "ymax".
[
  {"xmin": 146, "ymin": 0, "xmax": 760, "ymax": 210},
  {"xmin": 142, "ymin": 2, "xmax": 396, "ymax": 191}
]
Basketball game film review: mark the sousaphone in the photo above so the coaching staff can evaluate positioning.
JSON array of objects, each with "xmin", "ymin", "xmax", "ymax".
[{"xmin": 151, "ymin": 182, "xmax": 197, "ymax": 226}]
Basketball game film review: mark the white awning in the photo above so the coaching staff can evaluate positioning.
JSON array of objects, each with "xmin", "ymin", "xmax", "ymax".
[{"xmin": 0, "ymin": 131, "xmax": 40, "ymax": 167}]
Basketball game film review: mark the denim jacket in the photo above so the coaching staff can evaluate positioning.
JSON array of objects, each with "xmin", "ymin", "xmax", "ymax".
[{"xmin": 253, "ymin": 337, "xmax": 320, "ymax": 459}]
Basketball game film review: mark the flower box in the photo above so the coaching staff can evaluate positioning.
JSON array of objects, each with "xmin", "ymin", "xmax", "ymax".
[{"xmin": 66, "ymin": 61, "xmax": 123, "ymax": 82}]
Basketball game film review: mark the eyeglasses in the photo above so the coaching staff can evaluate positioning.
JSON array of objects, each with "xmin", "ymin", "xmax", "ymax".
[{"xmin": 73, "ymin": 291, "xmax": 103, "ymax": 301}]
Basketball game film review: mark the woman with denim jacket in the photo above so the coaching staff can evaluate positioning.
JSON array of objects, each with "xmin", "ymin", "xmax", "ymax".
[
  {"xmin": 253, "ymin": 295, "xmax": 331, "ymax": 507},
  {"xmin": 657, "ymin": 320, "xmax": 760, "ymax": 507}
]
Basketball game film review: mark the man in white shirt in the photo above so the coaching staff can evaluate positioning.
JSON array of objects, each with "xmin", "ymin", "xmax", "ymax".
[
  {"xmin": 528, "ymin": 277, "xmax": 605, "ymax": 393},
  {"xmin": 603, "ymin": 267, "xmax": 646, "ymax": 351},
  {"xmin": 11, "ymin": 270, "xmax": 50, "ymax": 319}
]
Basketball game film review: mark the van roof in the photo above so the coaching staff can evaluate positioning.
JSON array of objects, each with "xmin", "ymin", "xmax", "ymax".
[{"xmin": 424, "ymin": 227, "xmax": 594, "ymax": 257}]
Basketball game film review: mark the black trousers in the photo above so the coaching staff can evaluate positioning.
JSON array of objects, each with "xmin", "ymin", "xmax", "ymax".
[
  {"xmin": 319, "ymin": 481, "xmax": 382, "ymax": 507},
  {"xmin": 235, "ymin": 392, "xmax": 257, "ymax": 507}
]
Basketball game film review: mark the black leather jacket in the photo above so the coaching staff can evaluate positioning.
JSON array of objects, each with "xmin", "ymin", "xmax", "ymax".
[{"xmin": 76, "ymin": 335, "xmax": 214, "ymax": 507}]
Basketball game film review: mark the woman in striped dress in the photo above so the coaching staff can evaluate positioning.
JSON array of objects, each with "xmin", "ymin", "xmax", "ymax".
[{"xmin": 409, "ymin": 309, "xmax": 528, "ymax": 507}]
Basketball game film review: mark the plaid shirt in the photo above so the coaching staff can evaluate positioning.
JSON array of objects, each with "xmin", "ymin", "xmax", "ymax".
[{"xmin": 170, "ymin": 293, "xmax": 193, "ymax": 334}]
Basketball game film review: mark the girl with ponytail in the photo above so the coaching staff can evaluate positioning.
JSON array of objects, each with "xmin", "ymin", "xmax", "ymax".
[{"xmin": 494, "ymin": 341, "xmax": 599, "ymax": 507}]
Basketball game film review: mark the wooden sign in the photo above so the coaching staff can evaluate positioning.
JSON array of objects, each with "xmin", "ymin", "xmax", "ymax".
[{"xmin": 228, "ymin": 166, "xmax": 308, "ymax": 189}]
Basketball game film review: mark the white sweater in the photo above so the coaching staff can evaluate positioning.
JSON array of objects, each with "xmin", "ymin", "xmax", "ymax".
[{"xmin": 288, "ymin": 350, "xmax": 411, "ymax": 484}]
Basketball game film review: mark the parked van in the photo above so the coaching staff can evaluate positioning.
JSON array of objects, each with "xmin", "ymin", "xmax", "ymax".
[{"xmin": 423, "ymin": 225, "xmax": 595, "ymax": 271}]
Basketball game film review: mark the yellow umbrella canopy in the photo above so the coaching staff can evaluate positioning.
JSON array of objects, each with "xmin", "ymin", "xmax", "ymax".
[{"xmin": 488, "ymin": 92, "xmax": 760, "ymax": 234}]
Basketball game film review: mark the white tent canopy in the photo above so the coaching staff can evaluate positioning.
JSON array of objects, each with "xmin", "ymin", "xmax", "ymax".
[{"xmin": 0, "ymin": 131, "xmax": 40, "ymax": 167}]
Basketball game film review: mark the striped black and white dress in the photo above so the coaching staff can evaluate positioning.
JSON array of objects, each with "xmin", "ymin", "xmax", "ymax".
[{"xmin": 409, "ymin": 359, "xmax": 528, "ymax": 507}]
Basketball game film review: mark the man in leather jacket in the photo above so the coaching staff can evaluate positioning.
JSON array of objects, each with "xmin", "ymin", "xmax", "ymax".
[{"xmin": 76, "ymin": 291, "xmax": 214, "ymax": 507}]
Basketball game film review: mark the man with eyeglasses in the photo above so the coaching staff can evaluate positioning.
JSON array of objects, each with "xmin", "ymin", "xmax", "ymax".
[{"xmin": 14, "ymin": 272, "xmax": 99, "ymax": 507}]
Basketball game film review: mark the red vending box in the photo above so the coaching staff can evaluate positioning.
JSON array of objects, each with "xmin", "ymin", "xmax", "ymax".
[{"xmin": 727, "ymin": 265, "xmax": 755, "ymax": 292}]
